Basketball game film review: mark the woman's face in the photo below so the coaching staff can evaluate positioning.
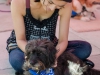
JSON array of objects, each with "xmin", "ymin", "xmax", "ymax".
[{"xmin": 40, "ymin": 0, "xmax": 67, "ymax": 11}]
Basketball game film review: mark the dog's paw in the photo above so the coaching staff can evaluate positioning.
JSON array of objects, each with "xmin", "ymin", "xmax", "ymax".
[
  {"xmin": 80, "ymin": 16, "xmax": 91, "ymax": 21},
  {"xmin": 90, "ymin": 16, "xmax": 96, "ymax": 20}
]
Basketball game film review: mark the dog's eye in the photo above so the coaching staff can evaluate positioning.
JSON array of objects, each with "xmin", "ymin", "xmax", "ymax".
[{"xmin": 37, "ymin": 53, "xmax": 40, "ymax": 56}]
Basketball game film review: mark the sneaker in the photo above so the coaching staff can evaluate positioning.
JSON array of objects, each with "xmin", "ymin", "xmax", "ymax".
[
  {"xmin": 84, "ymin": 59, "xmax": 95, "ymax": 68},
  {"xmin": 15, "ymin": 71, "xmax": 23, "ymax": 75}
]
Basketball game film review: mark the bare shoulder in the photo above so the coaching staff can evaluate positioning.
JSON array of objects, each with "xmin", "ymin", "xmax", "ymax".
[
  {"xmin": 59, "ymin": 2, "xmax": 72, "ymax": 16},
  {"xmin": 11, "ymin": 0, "xmax": 26, "ymax": 16}
]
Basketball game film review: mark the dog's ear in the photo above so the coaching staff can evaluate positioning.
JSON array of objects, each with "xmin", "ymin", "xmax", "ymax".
[
  {"xmin": 25, "ymin": 39, "xmax": 48, "ymax": 53},
  {"xmin": 25, "ymin": 40, "xmax": 37, "ymax": 55},
  {"xmin": 46, "ymin": 42, "xmax": 57, "ymax": 66}
]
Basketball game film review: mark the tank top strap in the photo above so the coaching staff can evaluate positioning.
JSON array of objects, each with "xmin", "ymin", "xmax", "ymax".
[
  {"xmin": 26, "ymin": 0, "xmax": 30, "ymax": 14},
  {"xmin": 26, "ymin": 0, "xmax": 30, "ymax": 8}
]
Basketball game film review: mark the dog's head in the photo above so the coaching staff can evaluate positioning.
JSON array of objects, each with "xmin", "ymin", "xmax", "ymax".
[
  {"xmin": 80, "ymin": 0, "xmax": 100, "ymax": 12},
  {"xmin": 23, "ymin": 39, "xmax": 57, "ymax": 71}
]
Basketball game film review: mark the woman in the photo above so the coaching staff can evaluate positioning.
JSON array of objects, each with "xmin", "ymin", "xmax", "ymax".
[{"xmin": 6, "ymin": 0, "xmax": 94, "ymax": 74}]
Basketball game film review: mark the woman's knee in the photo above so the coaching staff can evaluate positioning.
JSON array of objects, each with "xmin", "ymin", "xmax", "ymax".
[
  {"xmin": 71, "ymin": 41, "xmax": 92, "ymax": 60},
  {"xmin": 78, "ymin": 41, "xmax": 92, "ymax": 59},
  {"xmin": 82, "ymin": 41, "xmax": 92, "ymax": 54},
  {"xmin": 9, "ymin": 48, "xmax": 25, "ymax": 73}
]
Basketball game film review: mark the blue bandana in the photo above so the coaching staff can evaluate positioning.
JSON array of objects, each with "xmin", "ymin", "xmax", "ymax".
[
  {"xmin": 71, "ymin": 11, "xmax": 78, "ymax": 17},
  {"xmin": 29, "ymin": 68, "xmax": 54, "ymax": 75}
]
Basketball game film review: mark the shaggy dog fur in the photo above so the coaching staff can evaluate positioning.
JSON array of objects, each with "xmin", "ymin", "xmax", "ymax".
[{"xmin": 23, "ymin": 39, "xmax": 100, "ymax": 75}]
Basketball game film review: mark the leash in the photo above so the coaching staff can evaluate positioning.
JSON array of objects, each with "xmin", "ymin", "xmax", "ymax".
[{"xmin": 29, "ymin": 68, "xmax": 54, "ymax": 75}]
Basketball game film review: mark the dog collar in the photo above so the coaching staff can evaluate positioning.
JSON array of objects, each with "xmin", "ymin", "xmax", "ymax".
[
  {"xmin": 29, "ymin": 68, "xmax": 54, "ymax": 75},
  {"xmin": 71, "ymin": 6, "xmax": 88, "ymax": 17}
]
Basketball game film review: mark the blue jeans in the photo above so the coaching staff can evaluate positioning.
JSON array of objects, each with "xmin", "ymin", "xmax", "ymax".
[{"xmin": 8, "ymin": 40, "xmax": 92, "ymax": 73}]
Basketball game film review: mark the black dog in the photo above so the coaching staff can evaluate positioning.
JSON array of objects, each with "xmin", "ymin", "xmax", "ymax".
[{"xmin": 23, "ymin": 39, "xmax": 100, "ymax": 75}]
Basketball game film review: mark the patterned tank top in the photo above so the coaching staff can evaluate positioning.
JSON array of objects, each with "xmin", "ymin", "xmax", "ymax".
[
  {"xmin": 6, "ymin": 0, "xmax": 59, "ymax": 50},
  {"xmin": 6, "ymin": 0, "xmax": 72, "ymax": 51}
]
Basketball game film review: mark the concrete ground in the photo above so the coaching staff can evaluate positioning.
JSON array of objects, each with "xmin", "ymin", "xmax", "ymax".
[{"xmin": 0, "ymin": 1, "xmax": 100, "ymax": 75}]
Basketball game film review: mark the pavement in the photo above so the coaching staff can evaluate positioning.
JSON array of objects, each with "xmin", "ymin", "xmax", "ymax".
[{"xmin": 0, "ymin": 1, "xmax": 100, "ymax": 75}]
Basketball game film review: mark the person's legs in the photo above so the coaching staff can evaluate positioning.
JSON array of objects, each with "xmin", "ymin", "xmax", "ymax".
[
  {"xmin": 66, "ymin": 40, "xmax": 94, "ymax": 67},
  {"xmin": 9, "ymin": 48, "xmax": 25, "ymax": 73},
  {"xmin": 67, "ymin": 40, "xmax": 92, "ymax": 60}
]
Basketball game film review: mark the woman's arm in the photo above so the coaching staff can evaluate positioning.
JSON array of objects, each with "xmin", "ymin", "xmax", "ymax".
[
  {"xmin": 56, "ymin": 2, "xmax": 72, "ymax": 59},
  {"xmin": 11, "ymin": 0, "xmax": 27, "ymax": 53}
]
